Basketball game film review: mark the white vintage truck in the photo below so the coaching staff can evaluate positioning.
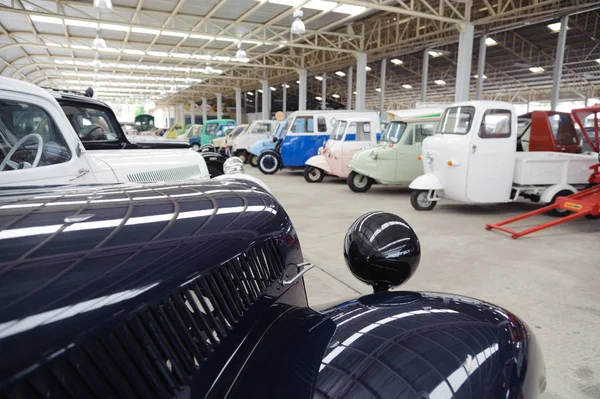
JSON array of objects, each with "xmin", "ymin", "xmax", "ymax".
[{"xmin": 0, "ymin": 77, "xmax": 213, "ymax": 186}]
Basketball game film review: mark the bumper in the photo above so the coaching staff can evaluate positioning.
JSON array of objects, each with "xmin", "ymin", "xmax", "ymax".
[
  {"xmin": 409, "ymin": 173, "xmax": 444, "ymax": 190},
  {"xmin": 305, "ymin": 154, "xmax": 333, "ymax": 175}
]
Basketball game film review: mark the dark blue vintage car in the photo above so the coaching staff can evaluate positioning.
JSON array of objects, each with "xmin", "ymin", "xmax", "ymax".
[{"xmin": 0, "ymin": 178, "xmax": 545, "ymax": 398}]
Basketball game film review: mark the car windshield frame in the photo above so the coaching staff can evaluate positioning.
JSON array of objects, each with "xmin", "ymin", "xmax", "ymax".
[
  {"xmin": 59, "ymin": 100, "xmax": 124, "ymax": 143},
  {"xmin": 437, "ymin": 106, "xmax": 476, "ymax": 135},
  {"xmin": 380, "ymin": 121, "xmax": 407, "ymax": 144},
  {"xmin": 330, "ymin": 120, "xmax": 348, "ymax": 141}
]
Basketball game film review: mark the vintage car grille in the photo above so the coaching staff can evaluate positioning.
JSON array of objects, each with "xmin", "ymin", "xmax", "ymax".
[
  {"xmin": 127, "ymin": 165, "xmax": 202, "ymax": 182},
  {"xmin": 3, "ymin": 240, "xmax": 286, "ymax": 399}
]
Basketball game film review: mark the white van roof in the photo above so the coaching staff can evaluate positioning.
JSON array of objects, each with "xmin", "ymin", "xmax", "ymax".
[
  {"xmin": 388, "ymin": 108, "xmax": 446, "ymax": 120},
  {"xmin": 288, "ymin": 110, "xmax": 378, "ymax": 117}
]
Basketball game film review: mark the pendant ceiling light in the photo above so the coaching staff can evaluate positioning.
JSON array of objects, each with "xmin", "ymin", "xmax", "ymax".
[
  {"xmin": 205, "ymin": 66, "xmax": 214, "ymax": 75},
  {"xmin": 291, "ymin": 9, "xmax": 306, "ymax": 35},
  {"xmin": 235, "ymin": 43, "xmax": 248, "ymax": 62},
  {"xmin": 93, "ymin": 0, "xmax": 113, "ymax": 10},
  {"xmin": 93, "ymin": 32, "xmax": 107, "ymax": 49}
]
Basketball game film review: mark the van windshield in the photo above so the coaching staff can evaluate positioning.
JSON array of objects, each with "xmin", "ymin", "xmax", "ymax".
[
  {"xmin": 437, "ymin": 106, "xmax": 475, "ymax": 134},
  {"xmin": 381, "ymin": 121, "xmax": 407, "ymax": 144},
  {"xmin": 274, "ymin": 121, "xmax": 288, "ymax": 138},
  {"xmin": 330, "ymin": 121, "xmax": 347, "ymax": 140}
]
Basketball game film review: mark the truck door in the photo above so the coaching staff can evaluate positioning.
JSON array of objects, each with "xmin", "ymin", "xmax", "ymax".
[
  {"xmin": 466, "ymin": 108, "xmax": 516, "ymax": 202},
  {"xmin": 280, "ymin": 116, "xmax": 322, "ymax": 167}
]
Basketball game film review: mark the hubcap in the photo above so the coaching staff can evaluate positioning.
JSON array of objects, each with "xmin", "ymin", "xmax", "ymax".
[
  {"xmin": 353, "ymin": 174, "xmax": 367, "ymax": 188},
  {"xmin": 309, "ymin": 168, "xmax": 320, "ymax": 180},
  {"xmin": 417, "ymin": 192, "xmax": 431, "ymax": 208},
  {"xmin": 261, "ymin": 156, "xmax": 277, "ymax": 172}
]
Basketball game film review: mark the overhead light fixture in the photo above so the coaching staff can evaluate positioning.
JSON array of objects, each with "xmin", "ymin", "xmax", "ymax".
[
  {"xmin": 291, "ymin": 9, "xmax": 306, "ymax": 35},
  {"xmin": 123, "ymin": 49, "xmax": 145, "ymax": 55},
  {"xmin": 31, "ymin": 15, "xmax": 63, "ymax": 24},
  {"xmin": 296, "ymin": 80, "xmax": 300, "ymax": 84},
  {"xmin": 170, "ymin": 53, "xmax": 191, "ymax": 58},
  {"xmin": 315, "ymin": 76, "xmax": 324, "ymax": 81},
  {"xmin": 99, "ymin": 23, "xmax": 130, "ymax": 32},
  {"xmin": 529, "ymin": 66, "xmax": 545, "ymax": 73},
  {"xmin": 247, "ymin": 92, "xmax": 254, "ymax": 96},
  {"xmin": 241, "ymin": 39, "xmax": 263, "ymax": 45},
  {"xmin": 391, "ymin": 59, "xmax": 403, "ymax": 65},
  {"xmin": 131, "ymin": 27, "xmax": 160, "ymax": 35},
  {"xmin": 304, "ymin": 0, "xmax": 337, "ymax": 11},
  {"xmin": 98, "ymin": 47, "xmax": 119, "ymax": 52},
  {"xmin": 215, "ymin": 37, "xmax": 239, "ymax": 43},
  {"xmin": 547, "ymin": 22, "xmax": 568, "ymax": 32},
  {"xmin": 353, "ymin": 91, "xmax": 357, "ymax": 95},
  {"xmin": 485, "ymin": 37, "xmax": 498, "ymax": 46},
  {"xmin": 428, "ymin": 50, "xmax": 443, "ymax": 57},
  {"xmin": 205, "ymin": 66, "xmax": 215, "ymax": 74},
  {"xmin": 258, "ymin": 89, "xmax": 264, "ymax": 93},
  {"xmin": 365, "ymin": 66, "xmax": 372, "ymax": 72},
  {"xmin": 473, "ymin": 74, "xmax": 488, "ymax": 79},
  {"xmin": 332, "ymin": 93, "xmax": 340, "ymax": 98},
  {"xmin": 93, "ymin": 0, "xmax": 113, "ymax": 10},
  {"xmin": 268, "ymin": 0, "xmax": 298, "ymax": 5},
  {"xmin": 65, "ymin": 19, "xmax": 98, "ymax": 28},
  {"xmin": 236, "ymin": 43, "xmax": 248, "ymax": 62},
  {"xmin": 332, "ymin": 4, "xmax": 367, "ymax": 15},
  {"xmin": 71, "ymin": 44, "xmax": 91, "ymax": 50},
  {"xmin": 45, "ymin": 42, "xmax": 63, "ymax": 47},
  {"xmin": 434, "ymin": 79, "xmax": 446, "ymax": 85},
  {"xmin": 375, "ymin": 88, "xmax": 381, "ymax": 92},
  {"xmin": 93, "ymin": 34, "xmax": 107, "ymax": 49},
  {"xmin": 91, "ymin": 58, "xmax": 102, "ymax": 70},
  {"xmin": 212, "ymin": 55, "xmax": 231, "ymax": 62},
  {"xmin": 190, "ymin": 34, "xmax": 215, "ymax": 41},
  {"xmin": 402, "ymin": 84, "xmax": 412, "ymax": 89},
  {"xmin": 147, "ymin": 51, "xmax": 168, "ymax": 57},
  {"xmin": 191, "ymin": 54, "xmax": 212, "ymax": 60},
  {"xmin": 270, "ymin": 87, "xmax": 276, "ymax": 91},
  {"xmin": 315, "ymin": 96, "xmax": 323, "ymax": 101},
  {"xmin": 283, "ymin": 84, "xmax": 290, "ymax": 88},
  {"xmin": 162, "ymin": 31, "xmax": 189, "ymax": 38},
  {"xmin": 596, "ymin": 58, "xmax": 600, "ymax": 64},
  {"xmin": 335, "ymin": 71, "xmax": 346, "ymax": 77}
]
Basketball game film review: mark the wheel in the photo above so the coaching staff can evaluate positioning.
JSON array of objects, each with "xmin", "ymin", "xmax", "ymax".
[
  {"xmin": 546, "ymin": 190, "xmax": 574, "ymax": 217},
  {"xmin": 208, "ymin": 164, "xmax": 223, "ymax": 178},
  {"xmin": 258, "ymin": 153, "xmax": 280, "ymax": 175},
  {"xmin": 410, "ymin": 190, "xmax": 437, "ymax": 211},
  {"xmin": 235, "ymin": 150, "xmax": 248, "ymax": 163},
  {"xmin": 304, "ymin": 166, "xmax": 325, "ymax": 183},
  {"xmin": 250, "ymin": 155, "xmax": 259, "ymax": 167},
  {"xmin": 347, "ymin": 171, "xmax": 373, "ymax": 193},
  {"xmin": 191, "ymin": 143, "xmax": 200, "ymax": 152}
]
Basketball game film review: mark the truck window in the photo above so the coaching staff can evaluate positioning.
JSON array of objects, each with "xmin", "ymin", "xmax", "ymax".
[
  {"xmin": 317, "ymin": 117, "xmax": 327, "ymax": 133},
  {"xmin": 438, "ymin": 106, "xmax": 475, "ymax": 135},
  {"xmin": 479, "ymin": 109, "xmax": 511, "ymax": 138},
  {"xmin": 291, "ymin": 117, "xmax": 314, "ymax": 133},
  {"xmin": 414, "ymin": 122, "xmax": 436, "ymax": 143},
  {"xmin": 61, "ymin": 104, "xmax": 120, "ymax": 142},
  {"xmin": 548, "ymin": 113, "xmax": 578, "ymax": 145},
  {"xmin": 0, "ymin": 99, "xmax": 71, "ymax": 171},
  {"xmin": 251, "ymin": 123, "xmax": 272, "ymax": 134},
  {"xmin": 356, "ymin": 122, "xmax": 371, "ymax": 141}
]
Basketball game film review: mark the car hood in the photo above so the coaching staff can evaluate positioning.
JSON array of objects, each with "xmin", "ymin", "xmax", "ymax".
[
  {"xmin": 88, "ymin": 149, "xmax": 210, "ymax": 182},
  {"xmin": 127, "ymin": 135, "xmax": 190, "ymax": 148}
]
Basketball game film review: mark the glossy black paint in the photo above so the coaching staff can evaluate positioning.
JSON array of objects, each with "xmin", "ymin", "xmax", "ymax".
[
  {"xmin": 0, "ymin": 179, "xmax": 306, "ymax": 395},
  {"xmin": 315, "ymin": 291, "xmax": 546, "ymax": 399},
  {"xmin": 345, "ymin": 212, "xmax": 420, "ymax": 292}
]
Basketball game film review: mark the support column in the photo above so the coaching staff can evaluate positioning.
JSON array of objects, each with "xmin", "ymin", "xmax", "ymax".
[
  {"xmin": 476, "ymin": 34, "xmax": 487, "ymax": 100},
  {"xmin": 202, "ymin": 97, "xmax": 207, "ymax": 124},
  {"xmin": 355, "ymin": 52, "xmax": 367, "ymax": 111},
  {"xmin": 179, "ymin": 103, "xmax": 185, "ymax": 124},
  {"xmin": 235, "ymin": 87, "xmax": 242, "ymax": 124},
  {"xmin": 347, "ymin": 66, "xmax": 353, "ymax": 110},
  {"xmin": 255, "ymin": 89, "xmax": 259, "ymax": 114},
  {"xmin": 421, "ymin": 49, "xmax": 429, "ymax": 103},
  {"xmin": 189, "ymin": 100, "xmax": 195, "ymax": 124},
  {"xmin": 166, "ymin": 106, "xmax": 171, "ymax": 127},
  {"xmin": 261, "ymin": 80, "xmax": 269, "ymax": 119},
  {"xmin": 216, "ymin": 92, "xmax": 222, "ymax": 119},
  {"xmin": 380, "ymin": 58, "xmax": 387, "ymax": 117},
  {"xmin": 321, "ymin": 73, "xmax": 327, "ymax": 110},
  {"xmin": 283, "ymin": 83, "xmax": 287, "ymax": 115},
  {"xmin": 298, "ymin": 69, "xmax": 307, "ymax": 111},
  {"xmin": 551, "ymin": 15, "xmax": 568, "ymax": 111},
  {"xmin": 454, "ymin": 23, "xmax": 475, "ymax": 102}
]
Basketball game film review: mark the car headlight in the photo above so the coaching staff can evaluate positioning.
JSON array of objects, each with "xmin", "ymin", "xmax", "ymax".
[
  {"xmin": 326, "ymin": 150, "xmax": 331, "ymax": 157},
  {"xmin": 370, "ymin": 149, "xmax": 378, "ymax": 160},
  {"xmin": 426, "ymin": 151, "xmax": 434, "ymax": 164},
  {"xmin": 223, "ymin": 156, "xmax": 245, "ymax": 174}
]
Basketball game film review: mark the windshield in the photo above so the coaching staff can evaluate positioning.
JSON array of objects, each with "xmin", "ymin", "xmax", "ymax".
[
  {"xmin": 205, "ymin": 123, "xmax": 219, "ymax": 135},
  {"xmin": 381, "ymin": 121, "xmax": 407, "ymax": 144},
  {"xmin": 330, "ymin": 121, "xmax": 348, "ymax": 141},
  {"xmin": 0, "ymin": 99, "xmax": 72, "ymax": 172},
  {"xmin": 222, "ymin": 125, "xmax": 236, "ymax": 136},
  {"xmin": 437, "ymin": 106, "xmax": 475, "ymax": 134},
  {"xmin": 61, "ymin": 104, "xmax": 120, "ymax": 142},
  {"xmin": 230, "ymin": 126, "xmax": 246, "ymax": 138}
]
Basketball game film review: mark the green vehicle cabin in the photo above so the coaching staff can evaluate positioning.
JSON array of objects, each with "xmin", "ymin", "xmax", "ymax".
[
  {"xmin": 347, "ymin": 109, "xmax": 443, "ymax": 192},
  {"xmin": 134, "ymin": 114, "xmax": 154, "ymax": 133},
  {"xmin": 189, "ymin": 119, "xmax": 237, "ymax": 151}
]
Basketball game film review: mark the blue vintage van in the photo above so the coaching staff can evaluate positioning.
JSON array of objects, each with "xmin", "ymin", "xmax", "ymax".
[
  {"xmin": 257, "ymin": 110, "xmax": 380, "ymax": 174},
  {"xmin": 248, "ymin": 120, "xmax": 288, "ymax": 166}
]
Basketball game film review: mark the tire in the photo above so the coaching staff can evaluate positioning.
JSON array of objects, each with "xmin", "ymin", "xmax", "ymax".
[
  {"xmin": 258, "ymin": 153, "xmax": 280, "ymax": 175},
  {"xmin": 546, "ymin": 190, "xmax": 574, "ymax": 217},
  {"xmin": 235, "ymin": 150, "xmax": 248, "ymax": 163},
  {"xmin": 250, "ymin": 155, "xmax": 259, "ymax": 167},
  {"xmin": 410, "ymin": 190, "xmax": 437, "ymax": 211},
  {"xmin": 208, "ymin": 164, "xmax": 223, "ymax": 178},
  {"xmin": 191, "ymin": 143, "xmax": 200, "ymax": 152},
  {"xmin": 304, "ymin": 166, "xmax": 325, "ymax": 183},
  {"xmin": 347, "ymin": 171, "xmax": 373, "ymax": 193}
]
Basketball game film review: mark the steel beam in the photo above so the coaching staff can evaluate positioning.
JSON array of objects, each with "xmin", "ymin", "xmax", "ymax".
[
  {"xmin": 551, "ymin": 15, "xmax": 569, "ymax": 110},
  {"xmin": 235, "ymin": 87, "xmax": 242, "ymax": 124},
  {"xmin": 380, "ymin": 58, "xmax": 387, "ymax": 117},
  {"xmin": 455, "ymin": 23, "xmax": 474, "ymax": 102},
  {"xmin": 262, "ymin": 80, "xmax": 269, "ymax": 119},
  {"xmin": 355, "ymin": 52, "xmax": 367, "ymax": 111},
  {"xmin": 476, "ymin": 34, "xmax": 487, "ymax": 100},
  {"xmin": 298, "ymin": 69, "xmax": 307, "ymax": 111},
  {"xmin": 421, "ymin": 49, "xmax": 429, "ymax": 103},
  {"xmin": 347, "ymin": 66, "xmax": 353, "ymax": 110}
]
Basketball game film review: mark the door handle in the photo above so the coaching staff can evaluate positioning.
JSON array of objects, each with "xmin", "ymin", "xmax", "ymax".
[
  {"xmin": 472, "ymin": 144, "xmax": 477, "ymax": 154},
  {"xmin": 282, "ymin": 262, "xmax": 314, "ymax": 285}
]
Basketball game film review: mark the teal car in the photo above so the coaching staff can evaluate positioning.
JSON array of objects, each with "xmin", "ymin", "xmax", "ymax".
[{"xmin": 189, "ymin": 119, "xmax": 236, "ymax": 151}]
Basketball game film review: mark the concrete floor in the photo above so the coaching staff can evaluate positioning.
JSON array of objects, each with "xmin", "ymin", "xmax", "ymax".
[{"xmin": 246, "ymin": 167, "xmax": 600, "ymax": 399}]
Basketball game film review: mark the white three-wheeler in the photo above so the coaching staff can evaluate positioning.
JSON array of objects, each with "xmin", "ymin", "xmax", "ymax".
[
  {"xmin": 409, "ymin": 101, "xmax": 599, "ymax": 211},
  {"xmin": 303, "ymin": 115, "xmax": 381, "ymax": 182}
]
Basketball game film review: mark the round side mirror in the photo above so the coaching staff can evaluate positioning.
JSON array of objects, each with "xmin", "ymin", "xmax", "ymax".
[
  {"xmin": 271, "ymin": 136, "xmax": 278, "ymax": 143},
  {"xmin": 344, "ymin": 212, "xmax": 420, "ymax": 292}
]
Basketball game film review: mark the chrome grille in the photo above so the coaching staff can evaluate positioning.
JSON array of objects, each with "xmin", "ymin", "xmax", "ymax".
[{"xmin": 127, "ymin": 165, "xmax": 202, "ymax": 182}]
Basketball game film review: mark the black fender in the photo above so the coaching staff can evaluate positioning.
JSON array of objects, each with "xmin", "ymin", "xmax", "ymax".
[
  {"xmin": 314, "ymin": 291, "xmax": 546, "ymax": 399},
  {"xmin": 200, "ymin": 151, "xmax": 226, "ymax": 177}
]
